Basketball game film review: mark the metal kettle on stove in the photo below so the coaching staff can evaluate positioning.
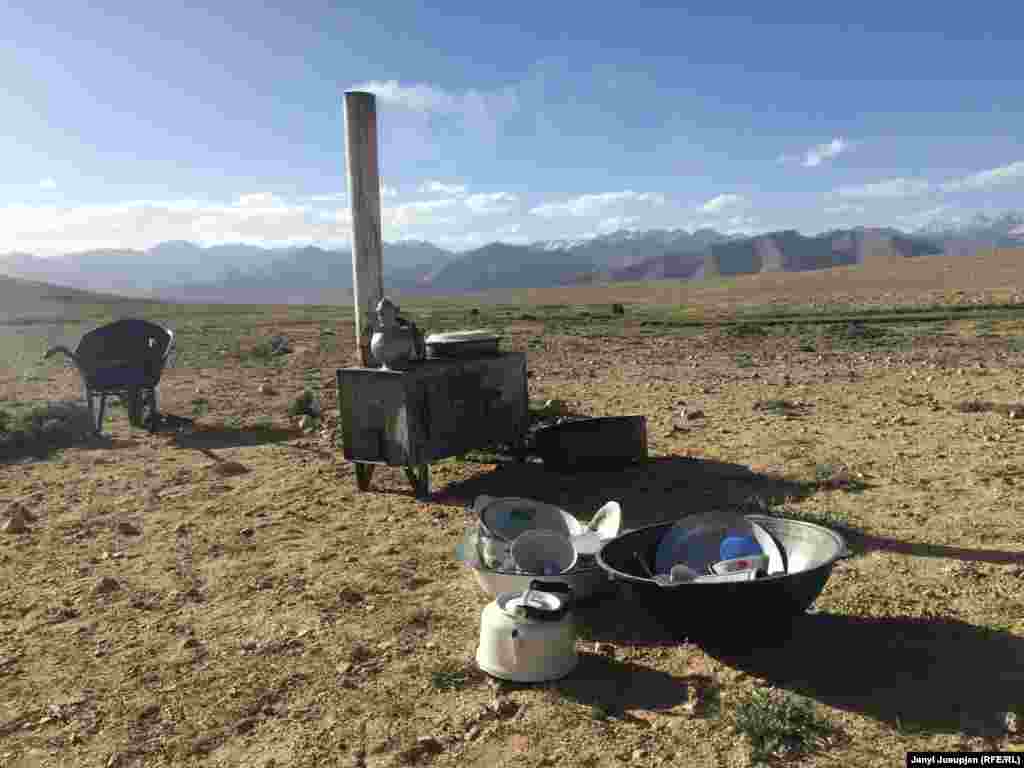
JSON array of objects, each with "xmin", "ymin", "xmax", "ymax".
[{"xmin": 369, "ymin": 297, "xmax": 425, "ymax": 370}]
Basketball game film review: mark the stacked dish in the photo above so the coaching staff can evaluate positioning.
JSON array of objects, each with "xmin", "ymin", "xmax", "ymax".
[{"xmin": 456, "ymin": 496, "xmax": 623, "ymax": 600}]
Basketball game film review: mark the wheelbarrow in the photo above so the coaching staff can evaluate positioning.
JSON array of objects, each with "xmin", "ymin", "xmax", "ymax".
[{"xmin": 43, "ymin": 318, "xmax": 178, "ymax": 435}]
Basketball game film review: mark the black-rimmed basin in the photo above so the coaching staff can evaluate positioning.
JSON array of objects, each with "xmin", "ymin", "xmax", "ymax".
[{"xmin": 595, "ymin": 515, "xmax": 851, "ymax": 642}]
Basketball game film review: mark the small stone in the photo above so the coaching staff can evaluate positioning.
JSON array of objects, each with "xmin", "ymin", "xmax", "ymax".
[
  {"xmin": 7, "ymin": 501, "xmax": 38, "ymax": 522},
  {"xmin": 94, "ymin": 576, "xmax": 120, "ymax": 595},
  {"xmin": 464, "ymin": 725, "xmax": 480, "ymax": 741},
  {"xmin": 593, "ymin": 642, "xmax": 616, "ymax": 657},
  {"xmin": 117, "ymin": 521, "xmax": 141, "ymax": 536},
  {"xmin": 2, "ymin": 515, "xmax": 28, "ymax": 534},
  {"xmin": 239, "ymin": 527, "xmax": 255, "ymax": 537},
  {"xmin": 415, "ymin": 736, "xmax": 444, "ymax": 756},
  {"xmin": 631, "ymin": 748, "xmax": 648, "ymax": 763},
  {"xmin": 258, "ymin": 383, "xmax": 276, "ymax": 396},
  {"xmin": 213, "ymin": 461, "xmax": 248, "ymax": 477},
  {"xmin": 299, "ymin": 415, "xmax": 312, "ymax": 430}
]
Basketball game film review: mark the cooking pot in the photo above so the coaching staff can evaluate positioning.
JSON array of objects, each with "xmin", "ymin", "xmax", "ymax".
[{"xmin": 476, "ymin": 581, "xmax": 578, "ymax": 682}]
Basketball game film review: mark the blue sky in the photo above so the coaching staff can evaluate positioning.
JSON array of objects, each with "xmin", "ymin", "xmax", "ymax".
[{"xmin": 2, "ymin": 0, "xmax": 1022, "ymax": 255}]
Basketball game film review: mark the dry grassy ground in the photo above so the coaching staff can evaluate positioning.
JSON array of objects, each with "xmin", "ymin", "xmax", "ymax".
[{"xmin": 2, "ymin": 257, "xmax": 1024, "ymax": 768}]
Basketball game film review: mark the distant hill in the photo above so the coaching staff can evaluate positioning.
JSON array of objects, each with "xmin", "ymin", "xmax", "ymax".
[
  {"xmin": 2, "ymin": 211, "xmax": 1021, "ymax": 303},
  {"xmin": 0, "ymin": 273, "xmax": 159, "ymax": 326},
  {"xmin": 914, "ymin": 211, "xmax": 1024, "ymax": 256}
]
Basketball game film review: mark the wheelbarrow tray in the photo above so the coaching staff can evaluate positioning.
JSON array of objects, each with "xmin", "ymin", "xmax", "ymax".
[{"xmin": 45, "ymin": 318, "xmax": 176, "ymax": 433}]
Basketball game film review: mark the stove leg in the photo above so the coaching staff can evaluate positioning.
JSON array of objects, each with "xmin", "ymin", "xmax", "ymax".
[
  {"xmin": 355, "ymin": 463, "xmax": 375, "ymax": 491},
  {"xmin": 405, "ymin": 464, "xmax": 430, "ymax": 499}
]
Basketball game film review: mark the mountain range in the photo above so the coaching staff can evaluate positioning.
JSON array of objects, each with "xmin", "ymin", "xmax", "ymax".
[{"xmin": 2, "ymin": 212, "xmax": 1021, "ymax": 304}]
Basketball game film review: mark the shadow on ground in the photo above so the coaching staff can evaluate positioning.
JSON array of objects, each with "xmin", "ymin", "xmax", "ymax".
[
  {"xmin": 171, "ymin": 426, "xmax": 303, "ymax": 451},
  {"xmin": 700, "ymin": 612, "xmax": 1024, "ymax": 737},
  {"xmin": 501, "ymin": 652, "xmax": 703, "ymax": 720},
  {"xmin": 845, "ymin": 532, "xmax": 1024, "ymax": 566},
  {"xmin": 433, "ymin": 455, "xmax": 818, "ymax": 528}
]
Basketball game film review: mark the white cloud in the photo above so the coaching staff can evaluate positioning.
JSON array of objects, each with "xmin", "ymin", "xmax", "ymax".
[
  {"xmin": 420, "ymin": 180, "xmax": 468, "ymax": 197},
  {"xmin": 382, "ymin": 198, "xmax": 459, "ymax": 232},
  {"xmin": 832, "ymin": 178, "xmax": 931, "ymax": 199},
  {"xmin": 348, "ymin": 80, "xmax": 517, "ymax": 140},
  {"xmin": 698, "ymin": 193, "xmax": 747, "ymax": 214},
  {"xmin": 0, "ymin": 196, "xmax": 353, "ymax": 256},
  {"xmin": 722, "ymin": 216, "xmax": 759, "ymax": 234},
  {"xmin": 464, "ymin": 192, "xmax": 518, "ymax": 215},
  {"xmin": 308, "ymin": 184, "xmax": 396, "ymax": 203},
  {"xmin": 236, "ymin": 192, "xmax": 282, "ymax": 208},
  {"xmin": 824, "ymin": 203, "xmax": 867, "ymax": 215},
  {"xmin": 779, "ymin": 138, "xmax": 855, "ymax": 168},
  {"xmin": 801, "ymin": 138, "xmax": 853, "ymax": 167},
  {"xmin": 39, "ymin": 178, "xmax": 57, "ymax": 190},
  {"xmin": 529, "ymin": 190, "xmax": 666, "ymax": 218},
  {"xmin": 597, "ymin": 216, "xmax": 640, "ymax": 233},
  {"xmin": 942, "ymin": 160, "xmax": 1024, "ymax": 192},
  {"xmin": 308, "ymin": 192, "xmax": 346, "ymax": 202}
]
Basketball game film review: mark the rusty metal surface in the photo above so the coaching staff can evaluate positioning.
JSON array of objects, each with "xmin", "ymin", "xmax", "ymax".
[{"xmin": 337, "ymin": 352, "xmax": 528, "ymax": 467}]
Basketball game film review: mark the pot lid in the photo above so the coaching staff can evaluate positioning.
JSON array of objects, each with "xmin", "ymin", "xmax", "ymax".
[
  {"xmin": 502, "ymin": 589, "xmax": 564, "ymax": 618},
  {"xmin": 425, "ymin": 329, "xmax": 500, "ymax": 344}
]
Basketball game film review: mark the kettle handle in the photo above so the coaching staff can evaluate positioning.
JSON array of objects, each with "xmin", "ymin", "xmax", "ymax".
[{"xmin": 527, "ymin": 579, "xmax": 574, "ymax": 616}]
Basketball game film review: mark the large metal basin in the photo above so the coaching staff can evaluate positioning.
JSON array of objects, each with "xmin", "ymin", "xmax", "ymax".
[{"xmin": 595, "ymin": 515, "xmax": 851, "ymax": 642}]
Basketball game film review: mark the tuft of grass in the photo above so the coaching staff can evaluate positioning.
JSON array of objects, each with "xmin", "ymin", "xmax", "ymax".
[
  {"xmin": 247, "ymin": 341, "xmax": 276, "ymax": 362},
  {"xmin": 735, "ymin": 352, "xmax": 755, "ymax": 368},
  {"xmin": 190, "ymin": 397, "xmax": 210, "ymax": 417},
  {"xmin": 287, "ymin": 390, "xmax": 320, "ymax": 418},
  {"xmin": 223, "ymin": 415, "xmax": 242, "ymax": 430},
  {"xmin": 430, "ymin": 659, "xmax": 484, "ymax": 692},
  {"xmin": 753, "ymin": 399, "xmax": 810, "ymax": 417},
  {"xmin": 731, "ymin": 688, "xmax": 840, "ymax": 765},
  {"xmin": 0, "ymin": 401, "xmax": 95, "ymax": 461},
  {"xmin": 822, "ymin": 321, "xmax": 892, "ymax": 351},
  {"xmin": 723, "ymin": 322, "xmax": 769, "ymax": 338}
]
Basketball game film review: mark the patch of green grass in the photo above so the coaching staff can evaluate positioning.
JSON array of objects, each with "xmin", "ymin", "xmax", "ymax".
[
  {"xmin": 1007, "ymin": 336, "xmax": 1024, "ymax": 354},
  {"xmin": 734, "ymin": 352, "xmax": 755, "ymax": 368},
  {"xmin": 429, "ymin": 659, "xmax": 484, "ymax": 692},
  {"xmin": 318, "ymin": 326, "xmax": 339, "ymax": 355},
  {"xmin": 253, "ymin": 416, "xmax": 273, "ymax": 432},
  {"xmin": 731, "ymin": 688, "xmax": 840, "ymax": 765},
  {"xmin": 975, "ymin": 319, "xmax": 995, "ymax": 337},
  {"xmin": 190, "ymin": 398, "xmax": 210, "ymax": 417},
  {"xmin": 813, "ymin": 462, "xmax": 870, "ymax": 494},
  {"xmin": 754, "ymin": 399, "xmax": 807, "ymax": 416},
  {"xmin": 223, "ymin": 415, "xmax": 242, "ymax": 430},
  {"xmin": 821, "ymin": 320, "xmax": 910, "ymax": 352},
  {"xmin": 723, "ymin": 322, "xmax": 769, "ymax": 338}
]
